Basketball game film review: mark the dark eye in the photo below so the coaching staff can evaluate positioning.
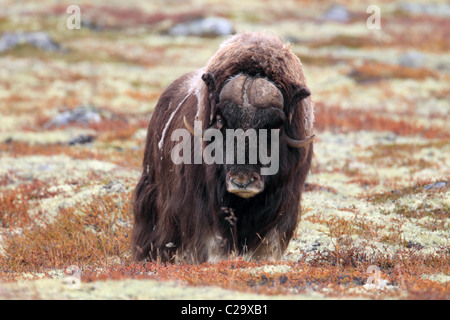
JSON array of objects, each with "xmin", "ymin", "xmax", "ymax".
[{"xmin": 216, "ymin": 115, "xmax": 224, "ymax": 129}]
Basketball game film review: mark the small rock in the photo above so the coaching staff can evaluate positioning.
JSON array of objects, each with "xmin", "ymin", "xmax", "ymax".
[
  {"xmin": 168, "ymin": 17, "xmax": 234, "ymax": 37},
  {"xmin": 102, "ymin": 180, "xmax": 127, "ymax": 194},
  {"xmin": 68, "ymin": 135, "xmax": 96, "ymax": 146},
  {"xmin": 36, "ymin": 164, "xmax": 52, "ymax": 171},
  {"xmin": 399, "ymin": 3, "xmax": 450, "ymax": 17},
  {"xmin": 399, "ymin": 51, "xmax": 426, "ymax": 68},
  {"xmin": 322, "ymin": 4, "xmax": 351, "ymax": 23},
  {"xmin": 0, "ymin": 32, "xmax": 62, "ymax": 53},
  {"xmin": 406, "ymin": 241, "xmax": 424, "ymax": 250},
  {"xmin": 45, "ymin": 106, "xmax": 102, "ymax": 129},
  {"xmin": 80, "ymin": 18, "xmax": 104, "ymax": 31},
  {"xmin": 423, "ymin": 181, "xmax": 447, "ymax": 191}
]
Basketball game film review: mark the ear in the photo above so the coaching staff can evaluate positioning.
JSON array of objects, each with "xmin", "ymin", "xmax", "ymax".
[
  {"xmin": 292, "ymin": 86, "xmax": 311, "ymax": 103},
  {"xmin": 288, "ymin": 86, "xmax": 311, "ymax": 124},
  {"xmin": 202, "ymin": 73, "xmax": 217, "ymax": 124},
  {"xmin": 202, "ymin": 72, "xmax": 216, "ymax": 93}
]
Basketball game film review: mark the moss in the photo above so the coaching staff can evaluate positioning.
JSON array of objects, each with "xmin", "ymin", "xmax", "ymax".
[
  {"xmin": 314, "ymin": 104, "xmax": 450, "ymax": 139},
  {"xmin": 310, "ymin": 35, "xmax": 382, "ymax": 49},
  {"xmin": 367, "ymin": 179, "xmax": 449, "ymax": 205},
  {"xmin": 348, "ymin": 61, "xmax": 438, "ymax": 83},
  {"xmin": 0, "ymin": 43, "xmax": 138, "ymax": 65}
]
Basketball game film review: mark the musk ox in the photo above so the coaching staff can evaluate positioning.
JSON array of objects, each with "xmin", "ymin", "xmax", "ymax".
[{"xmin": 132, "ymin": 32, "xmax": 315, "ymax": 263}]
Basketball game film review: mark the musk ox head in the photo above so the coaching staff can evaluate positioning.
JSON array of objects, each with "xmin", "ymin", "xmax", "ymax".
[{"xmin": 183, "ymin": 74, "xmax": 314, "ymax": 199}]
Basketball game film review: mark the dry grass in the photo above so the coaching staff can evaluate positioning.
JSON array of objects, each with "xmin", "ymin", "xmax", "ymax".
[
  {"xmin": 1, "ymin": 181, "xmax": 447, "ymax": 298},
  {"xmin": 0, "ymin": 179, "xmax": 60, "ymax": 228},
  {"xmin": 314, "ymin": 103, "xmax": 450, "ymax": 139},
  {"xmin": 310, "ymin": 15, "xmax": 450, "ymax": 53},
  {"xmin": 1, "ymin": 193, "xmax": 132, "ymax": 278},
  {"xmin": 76, "ymin": 249, "xmax": 449, "ymax": 299},
  {"xmin": 367, "ymin": 178, "xmax": 449, "ymax": 205},
  {"xmin": 348, "ymin": 62, "xmax": 438, "ymax": 83},
  {"xmin": 0, "ymin": 141, "xmax": 143, "ymax": 170}
]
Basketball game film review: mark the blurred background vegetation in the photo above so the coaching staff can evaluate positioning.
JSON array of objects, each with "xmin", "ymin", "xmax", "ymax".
[{"xmin": 1, "ymin": 0, "xmax": 449, "ymax": 121}]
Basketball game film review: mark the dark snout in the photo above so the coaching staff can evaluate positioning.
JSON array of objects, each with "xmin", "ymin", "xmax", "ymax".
[{"xmin": 226, "ymin": 172, "xmax": 264, "ymax": 198}]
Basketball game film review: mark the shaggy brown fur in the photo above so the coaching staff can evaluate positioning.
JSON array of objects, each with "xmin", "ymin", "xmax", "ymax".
[{"xmin": 132, "ymin": 32, "xmax": 314, "ymax": 263}]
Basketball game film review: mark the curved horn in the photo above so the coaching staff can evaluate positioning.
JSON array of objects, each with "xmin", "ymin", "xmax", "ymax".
[
  {"xmin": 283, "ymin": 134, "xmax": 315, "ymax": 148},
  {"xmin": 183, "ymin": 116, "xmax": 204, "ymax": 138}
]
